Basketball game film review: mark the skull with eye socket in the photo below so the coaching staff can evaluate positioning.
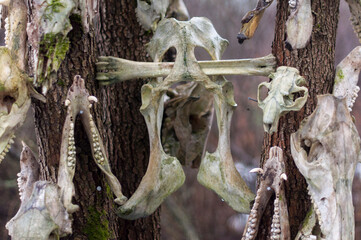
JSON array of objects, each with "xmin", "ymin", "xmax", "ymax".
[
  {"xmin": 257, "ymin": 66, "xmax": 308, "ymax": 133},
  {"xmin": 0, "ymin": 47, "xmax": 31, "ymax": 163},
  {"xmin": 291, "ymin": 95, "xmax": 361, "ymax": 240}
]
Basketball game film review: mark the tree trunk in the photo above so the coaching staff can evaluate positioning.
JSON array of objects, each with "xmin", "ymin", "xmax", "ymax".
[
  {"xmin": 30, "ymin": 1, "xmax": 160, "ymax": 239},
  {"xmin": 256, "ymin": 0, "xmax": 340, "ymax": 239}
]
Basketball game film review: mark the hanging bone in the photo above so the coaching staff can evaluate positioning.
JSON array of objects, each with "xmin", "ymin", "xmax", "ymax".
[
  {"xmin": 333, "ymin": 46, "xmax": 361, "ymax": 111},
  {"xmin": 344, "ymin": 0, "xmax": 361, "ymax": 43},
  {"xmin": 291, "ymin": 94, "xmax": 361, "ymax": 240},
  {"xmin": 57, "ymin": 75, "xmax": 127, "ymax": 214},
  {"xmin": 257, "ymin": 66, "xmax": 308, "ymax": 133},
  {"xmin": 96, "ymin": 17, "xmax": 279, "ymax": 219},
  {"xmin": 237, "ymin": 0, "xmax": 274, "ymax": 44},
  {"xmin": 27, "ymin": 0, "xmax": 75, "ymax": 94},
  {"xmin": 285, "ymin": 0, "xmax": 313, "ymax": 50},
  {"xmin": 241, "ymin": 147, "xmax": 290, "ymax": 240},
  {"xmin": 6, "ymin": 142, "xmax": 72, "ymax": 240}
]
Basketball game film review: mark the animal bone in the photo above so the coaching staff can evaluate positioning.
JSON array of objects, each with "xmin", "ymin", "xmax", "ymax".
[
  {"xmin": 333, "ymin": 46, "xmax": 361, "ymax": 111},
  {"xmin": 0, "ymin": 47, "xmax": 31, "ymax": 163},
  {"xmin": 291, "ymin": 94, "xmax": 361, "ymax": 240},
  {"xmin": 162, "ymin": 82, "xmax": 213, "ymax": 167},
  {"xmin": 165, "ymin": 0, "xmax": 189, "ymax": 21},
  {"xmin": 27, "ymin": 0, "xmax": 75, "ymax": 94},
  {"xmin": 96, "ymin": 55, "xmax": 275, "ymax": 84},
  {"xmin": 6, "ymin": 143, "xmax": 72, "ymax": 239},
  {"xmin": 285, "ymin": 0, "xmax": 313, "ymax": 50},
  {"xmin": 99, "ymin": 17, "xmax": 259, "ymax": 219},
  {"xmin": 344, "ymin": 0, "xmax": 361, "ymax": 43},
  {"xmin": 241, "ymin": 147, "xmax": 290, "ymax": 240},
  {"xmin": 0, "ymin": 0, "xmax": 45, "ymax": 164},
  {"xmin": 257, "ymin": 66, "xmax": 308, "ymax": 133},
  {"xmin": 57, "ymin": 75, "xmax": 127, "ymax": 214},
  {"xmin": 237, "ymin": 0, "xmax": 274, "ymax": 44},
  {"xmin": 136, "ymin": 0, "xmax": 169, "ymax": 31}
]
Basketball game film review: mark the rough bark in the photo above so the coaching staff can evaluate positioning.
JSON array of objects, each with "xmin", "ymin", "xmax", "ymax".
[
  {"xmin": 30, "ymin": 0, "xmax": 160, "ymax": 239},
  {"xmin": 256, "ymin": 0, "xmax": 340, "ymax": 239}
]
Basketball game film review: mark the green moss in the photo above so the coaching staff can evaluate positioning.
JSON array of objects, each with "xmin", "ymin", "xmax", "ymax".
[
  {"xmin": 44, "ymin": 0, "xmax": 65, "ymax": 21},
  {"xmin": 37, "ymin": 33, "xmax": 70, "ymax": 84},
  {"xmin": 83, "ymin": 207, "xmax": 111, "ymax": 240},
  {"xmin": 0, "ymin": 82, "xmax": 5, "ymax": 91},
  {"xmin": 335, "ymin": 69, "xmax": 344, "ymax": 84}
]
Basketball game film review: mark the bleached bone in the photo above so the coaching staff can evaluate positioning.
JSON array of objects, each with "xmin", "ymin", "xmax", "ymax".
[
  {"xmin": 294, "ymin": 206, "xmax": 317, "ymax": 240},
  {"xmin": 27, "ymin": 0, "xmax": 75, "ymax": 94},
  {"xmin": 166, "ymin": 0, "xmax": 189, "ymax": 21},
  {"xmin": 291, "ymin": 95, "xmax": 361, "ymax": 240},
  {"xmin": 241, "ymin": 147, "xmax": 290, "ymax": 240},
  {"xmin": 257, "ymin": 66, "xmax": 308, "ymax": 133},
  {"xmin": 344, "ymin": 0, "xmax": 361, "ymax": 43},
  {"xmin": 6, "ymin": 143, "xmax": 72, "ymax": 239},
  {"xmin": 0, "ymin": 47, "xmax": 30, "ymax": 164},
  {"xmin": 333, "ymin": 46, "xmax": 361, "ymax": 111},
  {"xmin": 285, "ymin": 0, "xmax": 313, "ymax": 50},
  {"xmin": 57, "ymin": 75, "xmax": 127, "ymax": 214},
  {"xmin": 237, "ymin": 0, "xmax": 274, "ymax": 44},
  {"xmin": 96, "ymin": 55, "xmax": 275, "ymax": 84},
  {"xmin": 110, "ymin": 17, "xmax": 259, "ymax": 219}
]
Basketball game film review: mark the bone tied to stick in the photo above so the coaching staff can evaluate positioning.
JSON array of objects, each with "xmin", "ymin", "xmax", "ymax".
[{"xmin": 96, "ymin": 17, "xmax": 279, "ymax": 219}]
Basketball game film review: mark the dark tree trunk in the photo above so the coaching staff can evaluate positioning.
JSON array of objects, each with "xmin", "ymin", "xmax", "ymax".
[
  {"xmin": 30, "ymin": 1, "xmax": 160, "ymax": 239},
  {"xmin": 256, "ymin": 0, "xmax": 340, "ymax": 239}
]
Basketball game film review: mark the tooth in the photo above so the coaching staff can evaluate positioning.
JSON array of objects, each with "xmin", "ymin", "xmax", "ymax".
[
  {"xmin": 88, "ymin": 96, "xmax": 98, "ymax": 103},
  {"xmin": 65, "ymin": 99, "xmax": 71, "ymax": 106},
  {"xmin": 250, "ymin": 168, "xmax": 264, "ymax": 174}
]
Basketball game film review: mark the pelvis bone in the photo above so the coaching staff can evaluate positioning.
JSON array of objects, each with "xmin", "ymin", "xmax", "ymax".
[
  {"xmin": 57, "ymin": 75, "xmax": 127, "ymax": 214},
  {"xmin": 242, "ymin": 147, "xmax": 290, "ymax": 240},
  {"xmin": 291, "ymin": 95, "xmax": 361, "ymax": 240},
  {"xmin": 6, "ymin": 142, "xmax": 72, "ymax": 240},
  {"xmin": 97, "ymin": 17, "xmax": 255, "ymax": 219},
  {"xmin": 258, "ymin": 66, "xmax": 308, "ymax": 133}
]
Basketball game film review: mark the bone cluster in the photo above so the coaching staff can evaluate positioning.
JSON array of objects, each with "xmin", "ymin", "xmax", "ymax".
[
  {"xmin": 89, "ymin": 116, "xmax": 105, "ymax": 166},
  {"xmin": 270, "ymin": 195, "xmax": 281, "ymax": 240},
  {"xmin": 0, "ymin": 136, "xmax": 14, "ymax": 163},
  {"xmin": 67, "ymin": 121, "xmax": 76, "ymax": 169}
]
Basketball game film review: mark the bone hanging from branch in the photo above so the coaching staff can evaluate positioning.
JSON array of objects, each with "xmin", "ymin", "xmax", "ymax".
[
  {"xmin": 291, "ymin": 94, "xmax": 361, "ymax": 240},
  {"xmin": 257, "ymin": 66, "xmax": 308, "ymax": 133},
  {"xmin": 333, "ymin": 46, "xmax": 361, "ymax": 111},
  {"xmin": 96, "ymin": 17, "xmax": 278, "ymax": 219},
  {"xmin": 6, "ymin": 142, "xmax": 72, "ymax": 240},
  {"xmin": 241, "ymin": 147, "xmax": 289, "ymax": 240},
  {"xmin": 344, "ymin": 0, "xmax": 361, "ymax": 43},
  {"xmin": 237, "ymin": 0, "xmax": 274, "ymax": 44},
  {"xmin": 57, "ymin": 75, "xmax": 127, "ymax": 214}
]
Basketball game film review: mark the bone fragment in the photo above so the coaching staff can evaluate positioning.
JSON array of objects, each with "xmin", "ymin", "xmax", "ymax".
[
  {"xmin": 345, "ymin": 0, "xmax": 361, "ymax": 43},
  {"xmin": 285, "ymin": 0, "xmax": 313, "ymax": 50}
]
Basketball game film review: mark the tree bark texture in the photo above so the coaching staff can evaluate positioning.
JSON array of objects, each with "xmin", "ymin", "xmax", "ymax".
[
  {"xmin": 256, "ymin": 0, "xmax": 340, "ymax": 239},
  {"xmin": 29, "ymin": 1, "xmax": 160, "ymax": 239}
]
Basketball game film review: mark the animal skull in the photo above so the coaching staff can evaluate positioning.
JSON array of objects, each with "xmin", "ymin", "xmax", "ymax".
[
  {"xmin": 291, "ymin": 94, "xmax": 361, "ymax": 240},
  {"xmin": 257, "ymin": 66, "xmax": 308, "ymax": 133},
  {"xmin": 6, "ymin": 143, "xmax": 72, "ymax": 239},
  {"xmin": 0, "ymin": 47, "xmax": 31, "ymax": 163}
]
